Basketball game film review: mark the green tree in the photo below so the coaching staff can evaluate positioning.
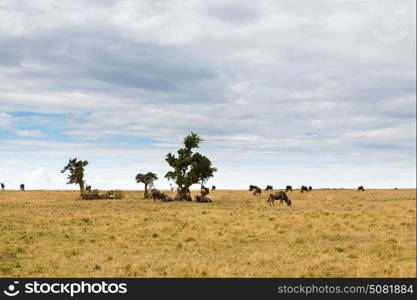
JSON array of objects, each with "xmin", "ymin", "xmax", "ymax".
[
  {"xmin": 135, "ymin": 172, "xmax": 158, "ymax": 198},
  {"xmin": 165, "ymin": 132, "xmax": 217, "ymax": 201},
  {"xmin": 61, "ymin": 158, "xmax": 89, "ymax": 194}
]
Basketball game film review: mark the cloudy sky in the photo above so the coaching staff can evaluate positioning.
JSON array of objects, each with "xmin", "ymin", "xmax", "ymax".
[{"xmin": 0, "ymin": 0, "xmax": 415, "ymax": 190}]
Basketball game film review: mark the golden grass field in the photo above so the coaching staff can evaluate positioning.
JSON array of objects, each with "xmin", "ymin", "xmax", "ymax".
[{"xmin": 0, "ymin": 189, "xmax": 415, "ymax": 278}]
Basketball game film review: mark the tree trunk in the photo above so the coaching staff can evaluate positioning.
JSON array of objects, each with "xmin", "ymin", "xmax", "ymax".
[
  {"xmin": 175, "ymin": 186, "xmax": 191, "ymax": 201},
  {"xmin": 144, "ymin": 184, "xmax": 149, "ymax": 198},
  {"xmin": 79, "ymin": 182, "xmax": 85, "ymax": 195},
  {"xmin": 175, "ymin": 187, "xmax": 182, "ymax": 201}
]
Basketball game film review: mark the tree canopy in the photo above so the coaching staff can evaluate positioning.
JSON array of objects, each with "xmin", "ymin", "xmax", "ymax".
[
  {"xmin": 135, "ymin": 172, "xmax": 158, "ymax": 198},
  {"xmin": 61, "ymin": 158, "xmax": 89, "ymax": 193},
  {"xmin": 165, "ymin": 132, "xmax": 216, "ymax": 200}
]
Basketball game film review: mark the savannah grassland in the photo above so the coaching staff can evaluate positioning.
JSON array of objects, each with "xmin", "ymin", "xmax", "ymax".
[{"xmin": 0, "ymin": 189, "xmax": 415, "ymax": 278}]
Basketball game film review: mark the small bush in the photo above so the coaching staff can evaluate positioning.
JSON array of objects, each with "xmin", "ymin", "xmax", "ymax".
[
  {"xmin": 81, "ymin": 189, "xmax": 125, "ymax": 200},
  {"xmin": 104, "ymin": 190, "xmax": 125, "ymax": 199}
]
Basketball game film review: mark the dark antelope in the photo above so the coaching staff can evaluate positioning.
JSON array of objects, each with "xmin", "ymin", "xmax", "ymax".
[{"xmin": 267, "ymin": 191, "xmax": 291, "ymax": 206}]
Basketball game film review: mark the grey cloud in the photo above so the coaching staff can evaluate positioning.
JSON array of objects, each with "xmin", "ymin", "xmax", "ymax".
[
  {"xmin": 205, "ymin": 4, "xmax": 260, "ymax": 24},
  {"xmin": 0, "ymin": 0, "xmax": 415, "ymax": 188}
]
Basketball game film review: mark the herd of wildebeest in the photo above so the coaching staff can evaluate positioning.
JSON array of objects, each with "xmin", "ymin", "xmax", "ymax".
[
  {"xmin": 0, "ymin": 182, "xmax": 367, "ymax": 207},
  {"xmin": 150, "ymin": 185, "xmax": 214, "ymax": 203},
  {"xmin": 147, "ymin": 184, "xmax": 367, "ymax": 206}
]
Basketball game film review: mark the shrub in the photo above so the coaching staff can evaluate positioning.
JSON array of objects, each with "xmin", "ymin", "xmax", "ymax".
[{"xmin": 81, "ymin": 190, "xmax": 124, "ymax": 200}]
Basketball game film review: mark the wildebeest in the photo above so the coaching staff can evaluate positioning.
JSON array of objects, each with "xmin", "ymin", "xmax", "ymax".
[
  {"xmin": 308, "ymin": 186, "xmax": 312, "ymax": 192},
  {"xmin": 200, "ymin": 185, "xmax": 210, "ymax": 197},
  {"xmin": 300, "ymin": 185, "xmax": 309, "ymax": 193},
  {"xmin": 20, "ymin": 184, "xmax": 25, "ymax": 191},
  {"xmin": 267, "ymin": 191, "xmax": 291, "ymax": 206},
  {"xmin": 357, "ymin": 186, "xmax": 365, "ymax": 192},
  {"xmin": 249, "ymin": 185, "xmax": 261, "ymax": 194},
  {"xmin": 252, "ymin": 187, "xmax": 262, "ymax": 196},
  {"xmin": 85, "ymin": 185, "xmax": 92, "ymax": 192},
  {"xmin": 195, "ymin": 195, "xmax": 212, "ymax": 203},
  {"xmin": 151, "ymin": 189, "xmax": 174, "ymax": 202},
  {"xmin": 285, "ymin": 185, "xmax": 293, "ymax": 192},
  {"xmin": 265, "ymin": 185, "xmax": 273, "ymax": 191},
  {"xmin": 1, "ymin": 183, "xmax": 4, "ymax": 191},
  {"xmin": 249, "ymin": 185, "xmax": 258, "ymax": 191},
  {"xmin": 151, "ymin": 189, "xmax": 162, "ymax": 201},
  {"xmin": 211, "ymin": 185, "xmax": 216, "ymax": 191},
  {"xmin": 161, "ymin": 193, "xmax": 174, "ymax": 202}
]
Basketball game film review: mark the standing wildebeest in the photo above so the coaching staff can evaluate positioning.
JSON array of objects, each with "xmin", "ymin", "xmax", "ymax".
[
  {"xmin": 211, "ymin": 185, "xmax": 216, "ymax": 191},
  {"xmin": 265, "ymin": 185, "xmax": 273, "ymax": 191},
  {"xmin": 285, "ymin": 185, "xmax": 293, "ymax": 192},
  {"xmin": 357, "ymin": 186, "xmax": 365, "ymax": 192},
  {"xmin": 308, "ymin": 186, "xmax": 312, "ymax": 192},
  {"xmin": 200, "ymin": 185, "xmax": 210, "ymax": 197},
  {"xmin": 267, "ymin": 191, "xmax": 291, "ymax": 206},
  {"xmin": 300, "ymin": 185, "xmax": 309, "ymax": 193},
  {"xmin": 20, "ymin": 184, "xmax": 25, "ymax": 191},
  {"xmin": 1, "ymin": 183, "xmax": 4, "ymax": 191},
  {"xmin": 85, "ymin": 185, "xmax": 92, "ymax": 192}
]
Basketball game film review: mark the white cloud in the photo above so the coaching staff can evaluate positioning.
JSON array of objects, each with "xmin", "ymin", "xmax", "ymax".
[
  {"xmin": 23, "ymin": 167, "xmax": 51, "ymax": 189},
  {"xmin": 14, "ymin": 129, "xmax": 45, "ymax": 138},
  {"xmin": 0, "ymin": 112, "xmax": 13, "ymax": 130}
]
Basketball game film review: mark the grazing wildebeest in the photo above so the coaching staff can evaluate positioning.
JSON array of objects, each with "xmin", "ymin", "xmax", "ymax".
[
  {"xmin": 252, "ymin": 187, "xmax": 262, "ymax": 196},
  {"xmin": 1, "ymin": 183, "xmax": 4, "ymax": 191},
  {"xmin": 265, "ymin": 185, "xmax": 273, "ymax": 191},
  {"xmin": 300, "ymin": 185, "xmax": 309, "ymax": 193},
  {"xmin": 267, "ymin": 191, "xmax": 291, "ymax": 206},
  {"xmin": 211, "ymin": 185, "xmax": 216, "ymax": 191},
  {"xmin": 249, "ymin": 185, "xmax": 257, "ymax": 191},
  {"xmin": 249, "ymin": 184, "xmax": 262, "ymax": 195},
  {"xmin": 357, "ymin": 186, "xmax": 365, "ymax": 192},
  {"xmin": 308, "ymin": 186, "xmax": 312, "ymax": 192},
  {"xmin": 285, "ymin": 185, "xmax": 293, "ymax": 192},
  {"xmin": 20, "ymin": 184, "xmax": 25, "ymax": 191}
]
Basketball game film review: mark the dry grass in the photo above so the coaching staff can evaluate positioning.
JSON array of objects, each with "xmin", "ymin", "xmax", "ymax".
[{"xmin": 0, "ymin": 189, "xmax": 415, "ymax": 278}]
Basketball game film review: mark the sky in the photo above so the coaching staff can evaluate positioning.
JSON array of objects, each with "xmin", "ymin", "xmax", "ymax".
[{"xmin": 0, "ymin": 0, "xmax": 415, "ymax": 190}]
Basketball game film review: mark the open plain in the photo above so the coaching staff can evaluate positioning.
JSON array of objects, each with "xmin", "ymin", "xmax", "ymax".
[{"xmin": 0, "ymin": 189, "xmax": 415, "ymax": 277}]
